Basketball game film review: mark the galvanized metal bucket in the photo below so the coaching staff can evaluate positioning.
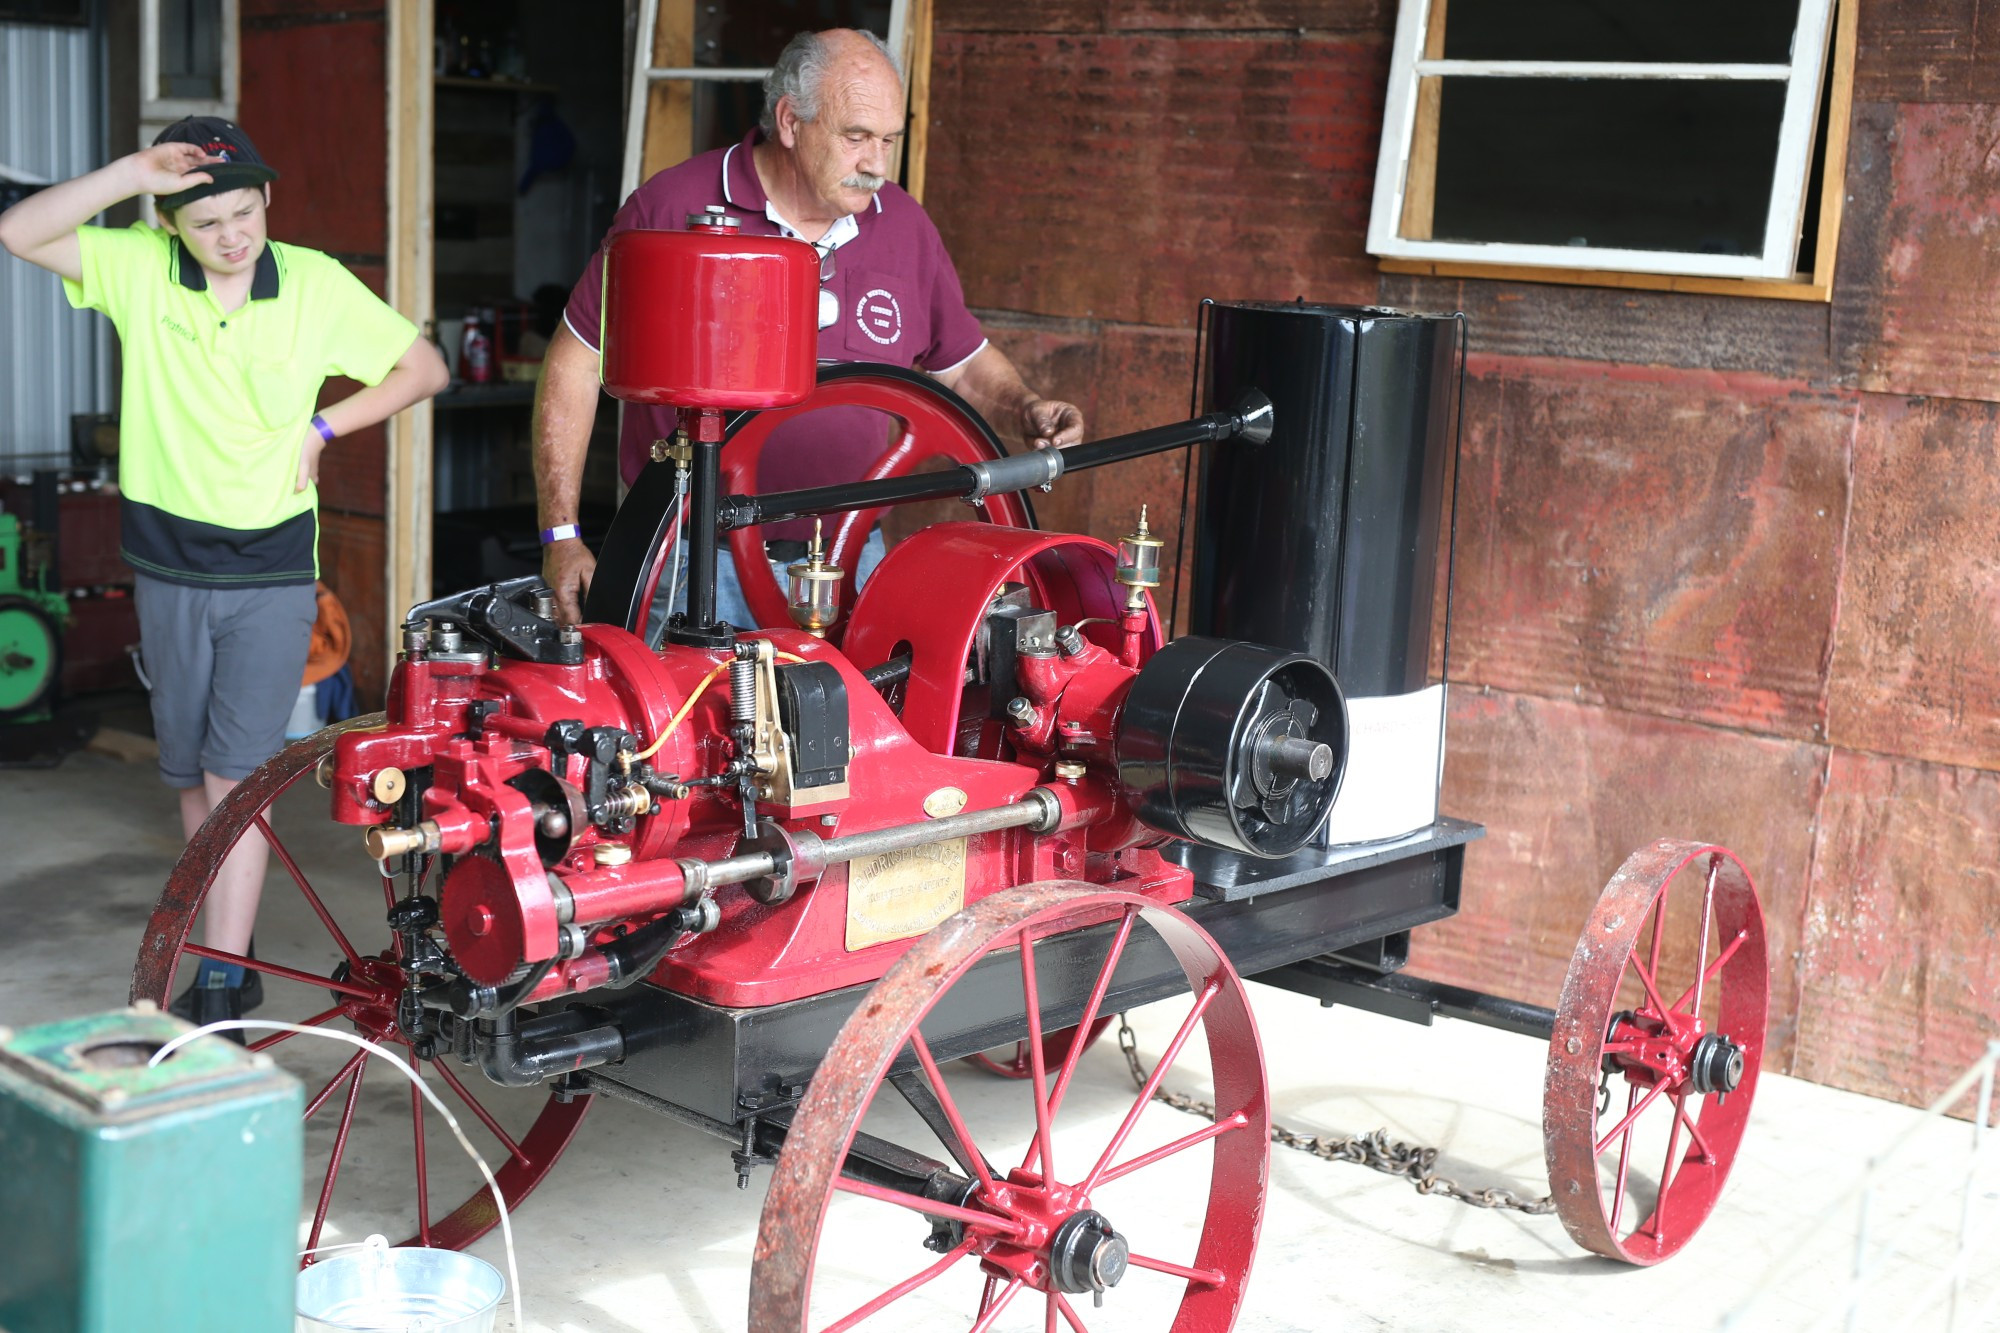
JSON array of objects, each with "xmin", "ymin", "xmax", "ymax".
[{"xmin": 295, "ymin": 1242, "xmax": 505, "ymax": 1332}]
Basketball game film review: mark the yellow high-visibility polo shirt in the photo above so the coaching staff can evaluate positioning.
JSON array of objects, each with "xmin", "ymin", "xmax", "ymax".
[{"xmin": 64, "ymin": 222, "xmax": 417, "ymax": 587}]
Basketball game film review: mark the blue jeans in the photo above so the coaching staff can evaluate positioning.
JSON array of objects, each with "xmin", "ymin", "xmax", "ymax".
[{"xmin": 646, "ymin": 528, "xmax": 888, "ymax": 646}]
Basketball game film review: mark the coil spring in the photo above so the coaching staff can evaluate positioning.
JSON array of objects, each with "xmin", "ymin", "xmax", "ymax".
[
  {"xmin": 599, "ymin": 787, "xmax": 649, "ymax": 820},
  {"xmin": 730, "ymin": 656, "xmax": 758, "ymax": 725}
]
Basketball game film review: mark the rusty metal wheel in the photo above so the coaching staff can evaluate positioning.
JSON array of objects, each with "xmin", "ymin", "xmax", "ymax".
[
  {"xmin": 750, "ymin": 881, "xmax": 1269, "ymax": 1332},
  {"xmin": 130, "ymin": 718, "xmax": 591, "ymax": 1258},
  {"xmin": 1544, "ymin": 840, "xmax": 1768, "ymax": 1264}
]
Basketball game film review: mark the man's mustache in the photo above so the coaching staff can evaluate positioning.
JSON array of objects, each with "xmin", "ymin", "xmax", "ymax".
[{"xmin": 842, "ymin": 172, "xmax": 886, "ymax": 192}]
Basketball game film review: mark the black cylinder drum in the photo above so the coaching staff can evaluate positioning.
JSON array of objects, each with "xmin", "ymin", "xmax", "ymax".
[
  {"xmin": 1115, "ymin": 636, "xmax": 1348, "ymax": 860},
  {"xmin": 1193, "ymin": 302, "xmax": 1461, "ymax": 846}
]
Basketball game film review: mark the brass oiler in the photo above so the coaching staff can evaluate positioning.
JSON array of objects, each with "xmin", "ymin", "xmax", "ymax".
[
  {"xmin": 1115, "ymin": 504, "xmax": 1165, "ymax": 612},
  {"xmin": 786, "ymin": 518, "xmax": 845, "ymax": 638}
]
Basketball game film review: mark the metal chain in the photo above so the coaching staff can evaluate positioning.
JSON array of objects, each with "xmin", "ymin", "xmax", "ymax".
[{"xmin": 1115, "ymin": 1014, "xmax": 1556, "ymax": 1216}]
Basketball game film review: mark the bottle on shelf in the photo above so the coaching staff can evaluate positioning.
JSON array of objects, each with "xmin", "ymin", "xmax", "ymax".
[{"xmin": 459, "ymin": 308, "xmax": 494, "ymax": 384}]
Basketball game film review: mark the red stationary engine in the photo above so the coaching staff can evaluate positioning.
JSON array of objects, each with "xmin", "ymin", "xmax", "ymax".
[
  {"xmin": 323, "ymin": 530, "xmax": 1342, "ymax": 1010},
  {"xmin": 321, "ymin": 212, "xmax": 1342, "ymax": 1051}
]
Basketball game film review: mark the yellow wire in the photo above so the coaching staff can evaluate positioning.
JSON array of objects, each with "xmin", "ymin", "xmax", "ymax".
[
  {"xmin": 634, "ymin": 660, "xmax": 731, "ymax": 762},
  {"xmin": 631, "ymin": 646, "xmax": 814, "ymax": 763}
]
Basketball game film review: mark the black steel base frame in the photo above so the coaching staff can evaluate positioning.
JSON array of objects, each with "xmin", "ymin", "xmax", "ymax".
[{"xmin": 561, "ymin": 818, "xmax": 1485, "ymax": 1128}]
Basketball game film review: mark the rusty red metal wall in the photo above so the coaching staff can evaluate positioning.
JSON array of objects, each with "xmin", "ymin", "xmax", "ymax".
[
  {"xmin": 929, "ymin": 0, "xmax": 2000, "ymax": 1106},
  {"xmin": 240, "ymin": 0, "xmax": 391, "ymax": 704}
]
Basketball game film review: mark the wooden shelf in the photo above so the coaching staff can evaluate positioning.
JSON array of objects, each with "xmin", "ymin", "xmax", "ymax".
[
  {"xmin": 435, "ymin": 382, "xmax": 537, "ymax": 410},
  {"xmin": 434, "ymin": 75, "xmax": 557, "ymax": 94}
]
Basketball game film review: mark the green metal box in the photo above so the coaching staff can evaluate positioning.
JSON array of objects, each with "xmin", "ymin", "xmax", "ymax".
[{"xmin": 0, "ymin": 1006, "xmax": 301, "ymax": 1333}]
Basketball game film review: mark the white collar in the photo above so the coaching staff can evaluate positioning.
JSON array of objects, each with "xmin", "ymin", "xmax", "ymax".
[
  {"xmin": 769, "ymin": 210, "xmax": 860, "ymax": 254},
  {"xmin": 721, "ymin": 142, "xmax": 882, "ymax": 248}
]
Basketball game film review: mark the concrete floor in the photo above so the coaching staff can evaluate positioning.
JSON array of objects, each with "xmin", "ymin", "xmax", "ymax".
[{"xmin": 2, "ymin": 743, "xmax": 1993, "ymax": 1332}]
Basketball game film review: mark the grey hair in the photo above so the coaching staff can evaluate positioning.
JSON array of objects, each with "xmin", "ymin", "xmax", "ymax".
[{"xmin": 760, "ymin": 30, "xmax": 902, "ymax": 135}]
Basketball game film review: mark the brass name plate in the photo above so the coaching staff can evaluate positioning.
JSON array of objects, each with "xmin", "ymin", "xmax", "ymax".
[{"xmin": 845, "ymin": 838, "xmax": 968, "ymax": 950}]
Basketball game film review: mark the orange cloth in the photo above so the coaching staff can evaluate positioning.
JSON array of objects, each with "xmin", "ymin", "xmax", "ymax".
[{"xmin": 303, "ymin": 580, "xmax": 351, "ymax": 685}]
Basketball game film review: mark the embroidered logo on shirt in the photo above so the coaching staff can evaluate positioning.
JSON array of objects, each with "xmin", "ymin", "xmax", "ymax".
[
  {"xmin": 855, "ymin": 288, "xmax": 902, "ymax": 346},
  {"xmin": 160, "ymin": 315, "xmax": 198, "ymax": 343}
]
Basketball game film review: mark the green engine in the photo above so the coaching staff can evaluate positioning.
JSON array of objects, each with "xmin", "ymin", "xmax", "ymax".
[{"xmin": 0, "ymin": 510, "xmax": 67, "ymax": 723}]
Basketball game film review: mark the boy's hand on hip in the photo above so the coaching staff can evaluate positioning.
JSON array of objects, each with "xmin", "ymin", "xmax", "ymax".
[{"xmin": 295, "ymin": 423, "xmax": 326, "ymax": 493}]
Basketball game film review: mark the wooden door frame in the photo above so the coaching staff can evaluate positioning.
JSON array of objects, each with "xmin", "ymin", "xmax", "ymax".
[
  {"xmin": 383, "ymin": 0, "xmax": 936, "ymax": 678},
  {"xmin": 386, "ymin": 0, "xmax": 433, "ymax": 670}
]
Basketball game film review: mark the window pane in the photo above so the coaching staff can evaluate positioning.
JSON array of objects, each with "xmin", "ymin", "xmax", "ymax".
[
  {"xmin": 1440, "ymin": 0, "xmax": 1802, "ymax": 65},
  {"xmin": 0, "ymin": 0, "xmax": 90, "ymax": 24},
  {"xmin": 158, "ymin": 0, "xmax": 223, "ymax": 101},
  {"xmin": 695, "ymin": 0, "xmax": 893, "ymax": 68},
  {"xmin": 1428, "ymin": 78, "xmax": 1785, "ymax": 256}
]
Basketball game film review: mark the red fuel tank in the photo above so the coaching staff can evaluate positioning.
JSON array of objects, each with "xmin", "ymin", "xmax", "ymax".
[{"xmin": 599, "ymin": 211, "xmax": 819, "ymax": 409}]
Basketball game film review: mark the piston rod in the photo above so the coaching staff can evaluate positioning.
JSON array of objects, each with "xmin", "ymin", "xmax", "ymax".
[
  {"xmin": 716, "ymin": 390, "xmax": 1274, "ymax": 531},
  {"xmin": 681, "ymin": 788, "xmax": 1064, "ymax": 895}
]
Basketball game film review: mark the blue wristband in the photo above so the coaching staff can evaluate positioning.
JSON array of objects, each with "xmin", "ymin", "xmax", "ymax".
[
  {"xmin": 310, "ymin": 414, "xmax": 336, "ymax": 443},
  {"xmin": 540, "ymin": 523, "xmax": 582, "ymax": 545}
]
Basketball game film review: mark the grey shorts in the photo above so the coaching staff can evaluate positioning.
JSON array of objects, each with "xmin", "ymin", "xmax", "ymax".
[{"xmin": 133, "ymin": 573, "xmax": 317, "ymax": 787}]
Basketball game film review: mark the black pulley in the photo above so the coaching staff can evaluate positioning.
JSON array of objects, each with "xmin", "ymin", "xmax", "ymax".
[{"xmin": 1115, "ymin": 636, "xmax": 1348, "ymax": 859}]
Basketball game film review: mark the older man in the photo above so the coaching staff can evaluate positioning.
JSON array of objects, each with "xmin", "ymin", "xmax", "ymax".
[{"xmin": 534, "ymin": 27, "xmax": 1082, "ymax": 626}]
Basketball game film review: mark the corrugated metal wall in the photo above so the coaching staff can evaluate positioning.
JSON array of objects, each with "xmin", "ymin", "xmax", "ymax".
[{"xmin": 1, "ymin": 19, "xmax": 111, "ymax": 468}]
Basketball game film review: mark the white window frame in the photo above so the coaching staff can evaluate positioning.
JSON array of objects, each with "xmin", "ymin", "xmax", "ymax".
[
  {"xmin": 1367, "ymin": 0, "xmax": 1838, "ymax": 282},
  {"xmin": 139, "ymin": 0, "xmax": 239, "ymax": 130}
]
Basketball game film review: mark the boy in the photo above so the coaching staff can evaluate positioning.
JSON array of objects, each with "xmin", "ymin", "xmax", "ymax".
[{"xmin": 0, "ymin": 118, "xmax": 448, "ymax": 1031}]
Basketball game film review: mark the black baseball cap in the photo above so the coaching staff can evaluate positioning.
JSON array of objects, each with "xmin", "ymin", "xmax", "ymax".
[{"xmin": 151, "ymin": 116, "xmax": 279, "ymax": 211}]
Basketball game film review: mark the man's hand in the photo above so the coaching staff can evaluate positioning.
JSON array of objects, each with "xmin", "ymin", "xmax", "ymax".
[
  {"xmin": 127, "ymin": 144, "xmax": 222, "ymax": 197},
  {"xmin": 932, "ymin": 345, "xmax": 1087, "ymax": 453},
  {"xmin": 544, "ymin": 538, "xmax": 595, "ymax": 626},
  {"xmin": 1022, "ymin": 397, "xmax": 1084, "ymax": 450},
  {"xmin": 294, "ymin": 422, "xmax": 325, "ymax": 493},
  {"xmin": 532, "ymin": 324, "xmax": 605, "ymax": 625}
]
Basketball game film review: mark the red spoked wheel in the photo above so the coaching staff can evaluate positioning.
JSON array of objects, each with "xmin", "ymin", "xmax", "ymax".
[
  {"xmin": 750, "ymin": 882, "xmax": 1269, "ymax": 1332},
  {"xmin": 130, "ymin": 718, "xmax": 590, "ymax": 1258},
  {"xmin": 1543, "ymin": 840, "xmax": 1768, "ymax": 1264},
  {"xmin": 964, "ymin": 1018, "xmax": 1114, "ymax": 1081}
]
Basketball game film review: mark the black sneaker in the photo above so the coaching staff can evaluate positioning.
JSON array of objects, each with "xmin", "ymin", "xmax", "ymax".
[
  {"xmin": 168, "ymin": 941, "xmax": 263, "ymax": 1018},
  {"xmin": 168, "ymin": 977, "xmax": 248, "ymax": 1044}
]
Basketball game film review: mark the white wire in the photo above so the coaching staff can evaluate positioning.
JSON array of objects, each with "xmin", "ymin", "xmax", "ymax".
[{"xmin": 148, "ymin": 1021, "xmax": 525, "ymax": 1331}]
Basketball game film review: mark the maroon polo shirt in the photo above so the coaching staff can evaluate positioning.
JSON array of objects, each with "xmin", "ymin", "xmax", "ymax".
[{"xmin": 564, "ymin": 130, "xmax": 989, "ymax": 518}]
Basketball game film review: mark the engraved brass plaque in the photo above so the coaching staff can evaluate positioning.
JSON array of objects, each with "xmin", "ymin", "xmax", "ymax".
[{"xmin": 845, "ymin": 838, "xmax": 969, "ymax": 950}]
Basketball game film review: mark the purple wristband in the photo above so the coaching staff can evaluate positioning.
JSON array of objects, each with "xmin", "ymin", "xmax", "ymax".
[{"xmin": 310, "ymin": 414, "xmax": 336, "ymax": 443}]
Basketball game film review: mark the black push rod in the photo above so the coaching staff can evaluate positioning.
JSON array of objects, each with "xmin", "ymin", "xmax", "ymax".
[
  {"xmin": 685, "ymin": 436, "xmax": 725, "ymax": 632},
  {"xmin": 716, "ymin": 389, "xmax": 1275, "ymax": 532}
]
